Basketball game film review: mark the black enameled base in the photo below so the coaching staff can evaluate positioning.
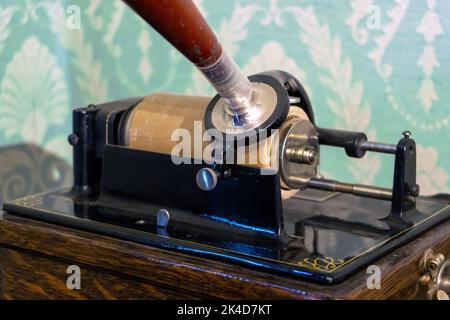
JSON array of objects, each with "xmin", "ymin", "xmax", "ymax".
[{"xmin": 4, "ymin": 188, "xmax": 450, "ymax": 284}]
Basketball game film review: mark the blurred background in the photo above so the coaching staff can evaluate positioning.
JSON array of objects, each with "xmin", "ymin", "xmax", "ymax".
[{"xmin": 0, "ymin": 0, "xmax": 449, "ymax": 205}]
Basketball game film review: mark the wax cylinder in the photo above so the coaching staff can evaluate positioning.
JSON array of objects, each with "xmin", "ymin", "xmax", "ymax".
[
  {"xmin": 123, "ymin": 94, "xmax": 308, "ymax": 168},
  {"xmin": 123, "ymin": 93, "xmax": 210, "ymax": 159}
]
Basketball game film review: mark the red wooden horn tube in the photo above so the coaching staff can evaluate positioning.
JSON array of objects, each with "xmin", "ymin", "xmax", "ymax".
[
  {"xmin": 122, "ymin": 0, "xmax": 254, "ymax": 115},
  {"xmin": 123, "ymin": 0, "xmax": 220, "ymax": 67}
]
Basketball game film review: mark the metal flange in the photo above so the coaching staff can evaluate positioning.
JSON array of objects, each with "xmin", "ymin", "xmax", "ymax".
[
  {"xmin": 204, "ymin": 74, "xmax": 290, "ymax": 141},
  {"xmin": 280, "ymin": 118, "xmax": 319, "ymax": 190}
]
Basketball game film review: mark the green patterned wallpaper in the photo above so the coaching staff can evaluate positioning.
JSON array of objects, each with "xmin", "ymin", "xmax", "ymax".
[{"xmin": 0, "ymin": 0, "xmax": 449, "ymax": 200}]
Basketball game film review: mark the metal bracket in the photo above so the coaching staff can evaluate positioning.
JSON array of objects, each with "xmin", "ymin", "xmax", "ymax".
[
  {"xmin": 311, "ymin": 130, "xmax": 419, "ymax": 226},
  {"xmin": 97, "ymin": 145, "xmax": 284, "ymax": 238},
  {"xmin": 391, "ymin": 131, "xmax": 419, "ymax": 219}
]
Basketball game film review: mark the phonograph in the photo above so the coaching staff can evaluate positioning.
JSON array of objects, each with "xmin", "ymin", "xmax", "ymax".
[{"xmin": 4, "ymin": 0, "xmax": 450, "ymax": 285}]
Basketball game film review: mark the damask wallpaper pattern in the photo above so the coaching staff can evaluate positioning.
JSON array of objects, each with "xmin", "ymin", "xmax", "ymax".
[{"xmin": 0, "ymin": 0, "xmax": 449, "ymax": 202}]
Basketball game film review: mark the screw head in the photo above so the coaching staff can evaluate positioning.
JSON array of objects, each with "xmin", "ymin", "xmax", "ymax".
[
  {"xmin": 196, "ymin": 168, "xmax": 219, "ymax": 191},
  {"xmin": 409, "ymin": 184, "xmax": 420, "ymax": 197},
  {"xmin": 68, "ymin": 134, "xmax": 79, "ymax": 146},
  {"xmin": 402, "ymin": 130, "xmax": 412, "ymax": 138},
  {"xmin": 157, "ymin": 209, "xmax": 170, "ymax": 228}
]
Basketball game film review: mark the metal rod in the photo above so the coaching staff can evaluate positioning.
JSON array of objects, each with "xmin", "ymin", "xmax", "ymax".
[
  {"xmin": 359, "ymin": 141, "xmax": 397, "ymax": 155},
  {"xmin": 199, "ymin": 52, "xmax": 255, "ymax": 115},
  {"xmin": 308, "ymin": 178, "xmax": 415, "ymax": 202}
]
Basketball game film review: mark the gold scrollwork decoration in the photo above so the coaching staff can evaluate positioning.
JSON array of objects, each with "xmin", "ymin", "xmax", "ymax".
[
  {"xmin": 298, "ymin": 256, "xmax": 346, "ymax": 272},
  {"xmin": 13, "ymin": 196, "xmax": 43, "ymax": 207}
]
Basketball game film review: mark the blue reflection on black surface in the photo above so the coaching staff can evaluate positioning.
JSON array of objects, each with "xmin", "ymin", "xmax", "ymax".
[{"xmin": 201, "ymin": 214, "xmax": 276, "ymax": 236}]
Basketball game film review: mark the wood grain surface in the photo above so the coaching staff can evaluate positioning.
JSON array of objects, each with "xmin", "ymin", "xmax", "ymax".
[{"xmin": 0, "ymin": 211, "xmax": 448, "ymax": 300}]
